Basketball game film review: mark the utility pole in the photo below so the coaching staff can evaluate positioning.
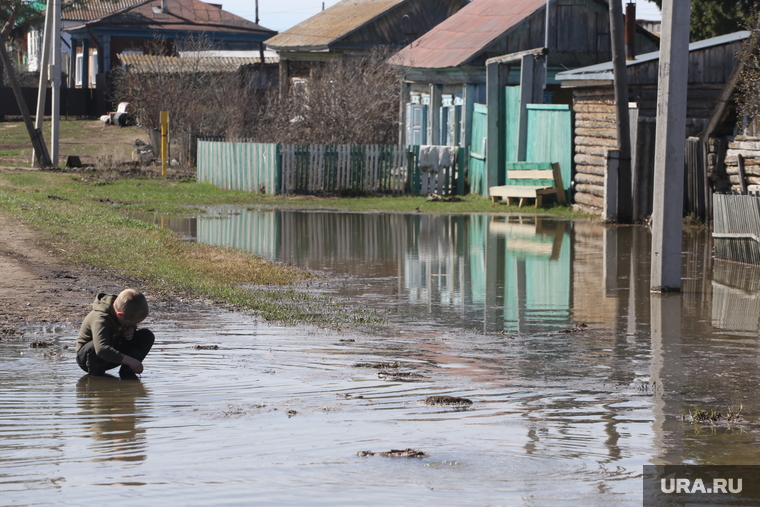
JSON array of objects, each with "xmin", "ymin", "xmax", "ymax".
[
  {"xmin": 609, "ymin": 0, "xmax": 632, "ymax": 223},
  {"xmin": 650, "ymin": 0, "xmax": 691, "ymax": 292},
  {"xmin": 32, "ymin": 0, "xmax": 54, "ymax": 168},
  {"xmin": 51, "ymin": 0, "xmax": 62, "ymax": 167}
]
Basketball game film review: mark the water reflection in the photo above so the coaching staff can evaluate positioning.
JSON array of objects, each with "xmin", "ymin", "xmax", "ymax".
[
  {"xmin": 145, "ymin": 209, "xmax": 576, "ymax": 333},
  {"xmin": 76, "ymin": 375, "xmax": 149, "ymax": 464},
  {"xmin": 7, "ymin": 212, "xmax": 760, "ymax": 504}
]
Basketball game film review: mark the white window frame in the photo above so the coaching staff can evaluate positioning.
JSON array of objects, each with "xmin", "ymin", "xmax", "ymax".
[
  {"xmin": 89, "ymin": 50, "xmax": 98, "ymax": 87},
  {"xmin": 75, "ymin": 53, "xmax": 83, "ymax": 87}
]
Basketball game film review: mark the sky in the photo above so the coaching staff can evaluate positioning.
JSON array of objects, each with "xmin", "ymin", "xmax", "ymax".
[{"xmin": 219, "ymin": 0, "xmax": 663, "ymax": 34}]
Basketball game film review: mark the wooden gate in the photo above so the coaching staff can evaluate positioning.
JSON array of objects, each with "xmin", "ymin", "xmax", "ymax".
[
  {"xmin": 469, "ymin": 103, "xmax": 488, "ymax": 195},
  {"xmin": 525, "ymin": 104, "xmax": 573, "ymax": 195}
]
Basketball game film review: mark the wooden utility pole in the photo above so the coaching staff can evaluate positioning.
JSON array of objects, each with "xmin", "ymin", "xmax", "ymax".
[
  {"xmin": 610, "ymin": 0, "xmax": 632, "ymax": 223},
  {"xmin": 650, "ymin": 0, "xmax": 691, "ymax": 292}
]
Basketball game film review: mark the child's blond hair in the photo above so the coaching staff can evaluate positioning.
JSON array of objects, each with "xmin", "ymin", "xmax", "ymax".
[{"xmin": 114, "ymin": 289, "xmax": 149, "ymax": 322}]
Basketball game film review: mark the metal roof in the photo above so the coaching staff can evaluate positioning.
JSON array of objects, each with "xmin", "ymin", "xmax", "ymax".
[
  {"xmin": 118, "ymin": 53, "xmax": 277, "ymax": 72},
  {"xmin": 555, "ymin": 30, "xmax": 751, "ymax": 81},
  {"xmin": 265, "ymin": 0, "xmax": 405, "ymax": 51},
  {"xmin": 388, "ymin": 0, "xmax": 547, "ymax": 69},
  {"xmin": 64, "ymin": 0, "xmax": 275, "ymax": 34}
]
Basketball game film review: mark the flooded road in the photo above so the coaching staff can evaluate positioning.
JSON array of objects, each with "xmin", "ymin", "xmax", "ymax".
[{"xmin": 2, "ymin": 210, "xmax": 759, "ymax": 506}]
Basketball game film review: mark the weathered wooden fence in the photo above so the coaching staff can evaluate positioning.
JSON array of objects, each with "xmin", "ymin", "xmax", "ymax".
[
  {"xmin": 713, "ymin": 193, "xmax": 760, "ymax": 264},
  {"xmin": 684, "ymin": 137, "xmax": 710, "ymax": 221},
  {"xmin": 198, "ymin": 140, "xmax": 467, "ymax": 196},
  {"xmin": 280, "ymin": 144, "xmax": 413, "ymax": 194}
]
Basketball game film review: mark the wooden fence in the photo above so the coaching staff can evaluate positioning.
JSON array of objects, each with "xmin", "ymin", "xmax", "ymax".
[
  {"xmin": 198, "ymin": 140, "xmax": 467, "ymax": 196},
  {"xmin": 713, "ymin": 193, "xmax": 760, "ymax": 264},
  {"xmin": 0, "ymin": 86, "xmax": 105, "ymax": 117}
]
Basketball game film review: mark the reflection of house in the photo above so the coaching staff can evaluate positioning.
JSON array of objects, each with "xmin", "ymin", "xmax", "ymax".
[
  {"xmin": 265, "ymin": 0, "xmax": 467, "ymax": 93},
  {"xmin": 62, "ymin": 0, "xmax": 276, "ymax": 89},
  {"xmin": 388, "ymin": 0, "xmax": 660, "ymax": 149},
  {"xmin": 556, "ymin": 31, "xmax": 750, "ymax": 217}
]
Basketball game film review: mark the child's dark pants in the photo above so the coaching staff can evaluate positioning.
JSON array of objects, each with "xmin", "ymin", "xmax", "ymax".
[{"xmin": 76, "ymin": 329, "xmax": 155, "ymax": 376}]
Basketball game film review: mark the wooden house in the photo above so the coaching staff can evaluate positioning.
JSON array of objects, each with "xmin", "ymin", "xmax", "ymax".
[
  {"xmin": 555, "ymin": 31, "xmax": 750, "ymax": 218},
  {"xmin": 63, "ymin": 0, "xmax": 276, "ymax": 89},
  {"xmin": 388, "ymin": 0, "xmax": 660, "ymax": 149},
  {"xmin": 264, "ymin": 0, "xmax": 468, "ymax": 93}
]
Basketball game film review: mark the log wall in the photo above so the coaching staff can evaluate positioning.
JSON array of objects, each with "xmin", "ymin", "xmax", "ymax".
[
  {"xmin": 571, "ymin": 84, "xmax": 730, "ymax": 217},
  {"xmin": 724, "ymin": 136, "xmax": 760, "ymax": 192}
]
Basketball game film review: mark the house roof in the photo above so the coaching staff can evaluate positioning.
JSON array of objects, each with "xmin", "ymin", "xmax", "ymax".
[
  {"xmin": 555, "ymin": 30, "xmax": 751, "ymax": 82},
  {"xmin": 388, "ymin": 0, "xmax": 547, "ymax": 69},
  {"xmin": 118, "ymin": 53, "xmax": 278, "ymax": 72},
  {"xmin": 62, "ymin": 0, "xmax": 150, "ymax": 22},
  {"xmin": 265, "ymin": 0, "xmax": 406, "ymax": 51},
  {"xmin": 64, "ymin": 0, "xmax": 275, "ymax": 35}
]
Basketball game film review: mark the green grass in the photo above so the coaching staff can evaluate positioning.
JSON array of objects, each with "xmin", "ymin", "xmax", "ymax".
[
  {"xmin": 63, "ymin": 175, "xmax": 591, "ymax": 217},
  {"xmin": 0, "ymin": 171, "xmax": 385, "ymax": 326}
]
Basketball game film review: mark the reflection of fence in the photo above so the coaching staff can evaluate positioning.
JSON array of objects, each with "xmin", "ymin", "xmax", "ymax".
[
  {"xmin": 712, "ymin": 259, "xmax": 760, "ymax": 335},
  {"xmin": 713, "ymin": 193, "xmax": 760, "ymax": 264},
  {"xmin": 197, "ymin": 140, "xmax": 467, "ymax": 196}
]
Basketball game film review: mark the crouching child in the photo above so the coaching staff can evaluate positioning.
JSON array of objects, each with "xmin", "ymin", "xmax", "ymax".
[{"xmin": 76, "ymin": 289, "xmax": 154, "ymax": 379}]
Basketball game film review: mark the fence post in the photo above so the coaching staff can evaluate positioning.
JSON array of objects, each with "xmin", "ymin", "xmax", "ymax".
[{"xmin": 604, "ymin": 150, "xmax": 620, "ymax": 221}]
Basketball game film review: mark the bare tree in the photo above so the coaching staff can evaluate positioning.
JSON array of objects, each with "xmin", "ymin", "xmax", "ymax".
[
  {"xmin": 245, "ymin": 49, "xmax": 401, "ymax": 144},
  {"xmin": 116, "ymin": 43, "xmax": 402, "ymax": 150},
  {"xmin": 737, "ymin": 17, "xmax": 760, "ymax": 136},
  {"xmin": 0, "ymin": 0, "xmax": 51, "ymax": 167}
]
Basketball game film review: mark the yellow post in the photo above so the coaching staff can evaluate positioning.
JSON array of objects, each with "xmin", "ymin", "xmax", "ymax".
[{"xmin": 160, "ymin": 111, "xmax": 168, "ymax": 177}]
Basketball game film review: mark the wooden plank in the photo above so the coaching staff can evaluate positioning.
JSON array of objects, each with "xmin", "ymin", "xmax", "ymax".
[
  {"xmin": 507, "ymin": 170, "xmax": 554, "ymax": 179},
  {"xmin": 490, "ymin": 185, "xmax": 550, "ymax": 197}
]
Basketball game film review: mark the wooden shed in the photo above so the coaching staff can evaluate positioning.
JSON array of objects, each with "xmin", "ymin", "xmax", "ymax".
[
  {"xmin": 556, "ymin": 31, "xmax": 750, "ymax": 218},
  {"xmin": 265, "ymin": 0, "xmax": 467, "ymax": 93}
]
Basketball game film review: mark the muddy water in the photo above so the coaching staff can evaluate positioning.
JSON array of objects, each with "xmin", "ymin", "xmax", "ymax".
[{"xmin": 2, "ymin": 210, "xmax": 760, "ymax": 506}]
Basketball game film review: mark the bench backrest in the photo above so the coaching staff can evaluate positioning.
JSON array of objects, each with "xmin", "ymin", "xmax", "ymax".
[{"xmin": 505, "ymin": 162, "xmax": 563, "ymax": 189}]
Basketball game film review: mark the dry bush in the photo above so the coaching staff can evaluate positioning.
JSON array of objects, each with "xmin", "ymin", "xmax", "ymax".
[
  {"xmin": 243, "ymin": 49, "xmax": 402, "ymax": 144},
  {"xmin": 92, "ymin": 145, "xmax": 130, "ymax": 171},
  {"xmin": 115, "ymin": 41, "xmax": 401, "ymax": 148}
]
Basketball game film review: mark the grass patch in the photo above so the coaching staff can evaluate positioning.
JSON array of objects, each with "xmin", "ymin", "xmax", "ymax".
[{"xmin": 0, "ymin": 170, "xmax": 383, "ymax": 326}]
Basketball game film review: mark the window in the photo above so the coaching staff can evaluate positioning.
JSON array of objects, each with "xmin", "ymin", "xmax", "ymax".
[
  {"xmin": 90, "ymin": 50, "xmax": 98, "ymax": 86},
  {"xmin": 75, "ymin": 53, "xmax": 83, "ymax": 86}
]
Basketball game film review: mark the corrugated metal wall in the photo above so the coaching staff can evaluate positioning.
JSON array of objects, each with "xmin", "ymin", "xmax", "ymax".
[{"xmin": 197, "ymin": 141, "xmax": 280, "ymax": 194}]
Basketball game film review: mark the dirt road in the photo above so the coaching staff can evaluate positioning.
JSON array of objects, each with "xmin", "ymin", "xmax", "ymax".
[{"xmin": 0, "ymin": 213, "xmax": 129, "ymax": 337}]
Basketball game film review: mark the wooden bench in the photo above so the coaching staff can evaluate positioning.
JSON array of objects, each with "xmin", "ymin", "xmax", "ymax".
[{"xmin": 489, "ymin": 162, "xmax": 566, "ymax": 207}]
